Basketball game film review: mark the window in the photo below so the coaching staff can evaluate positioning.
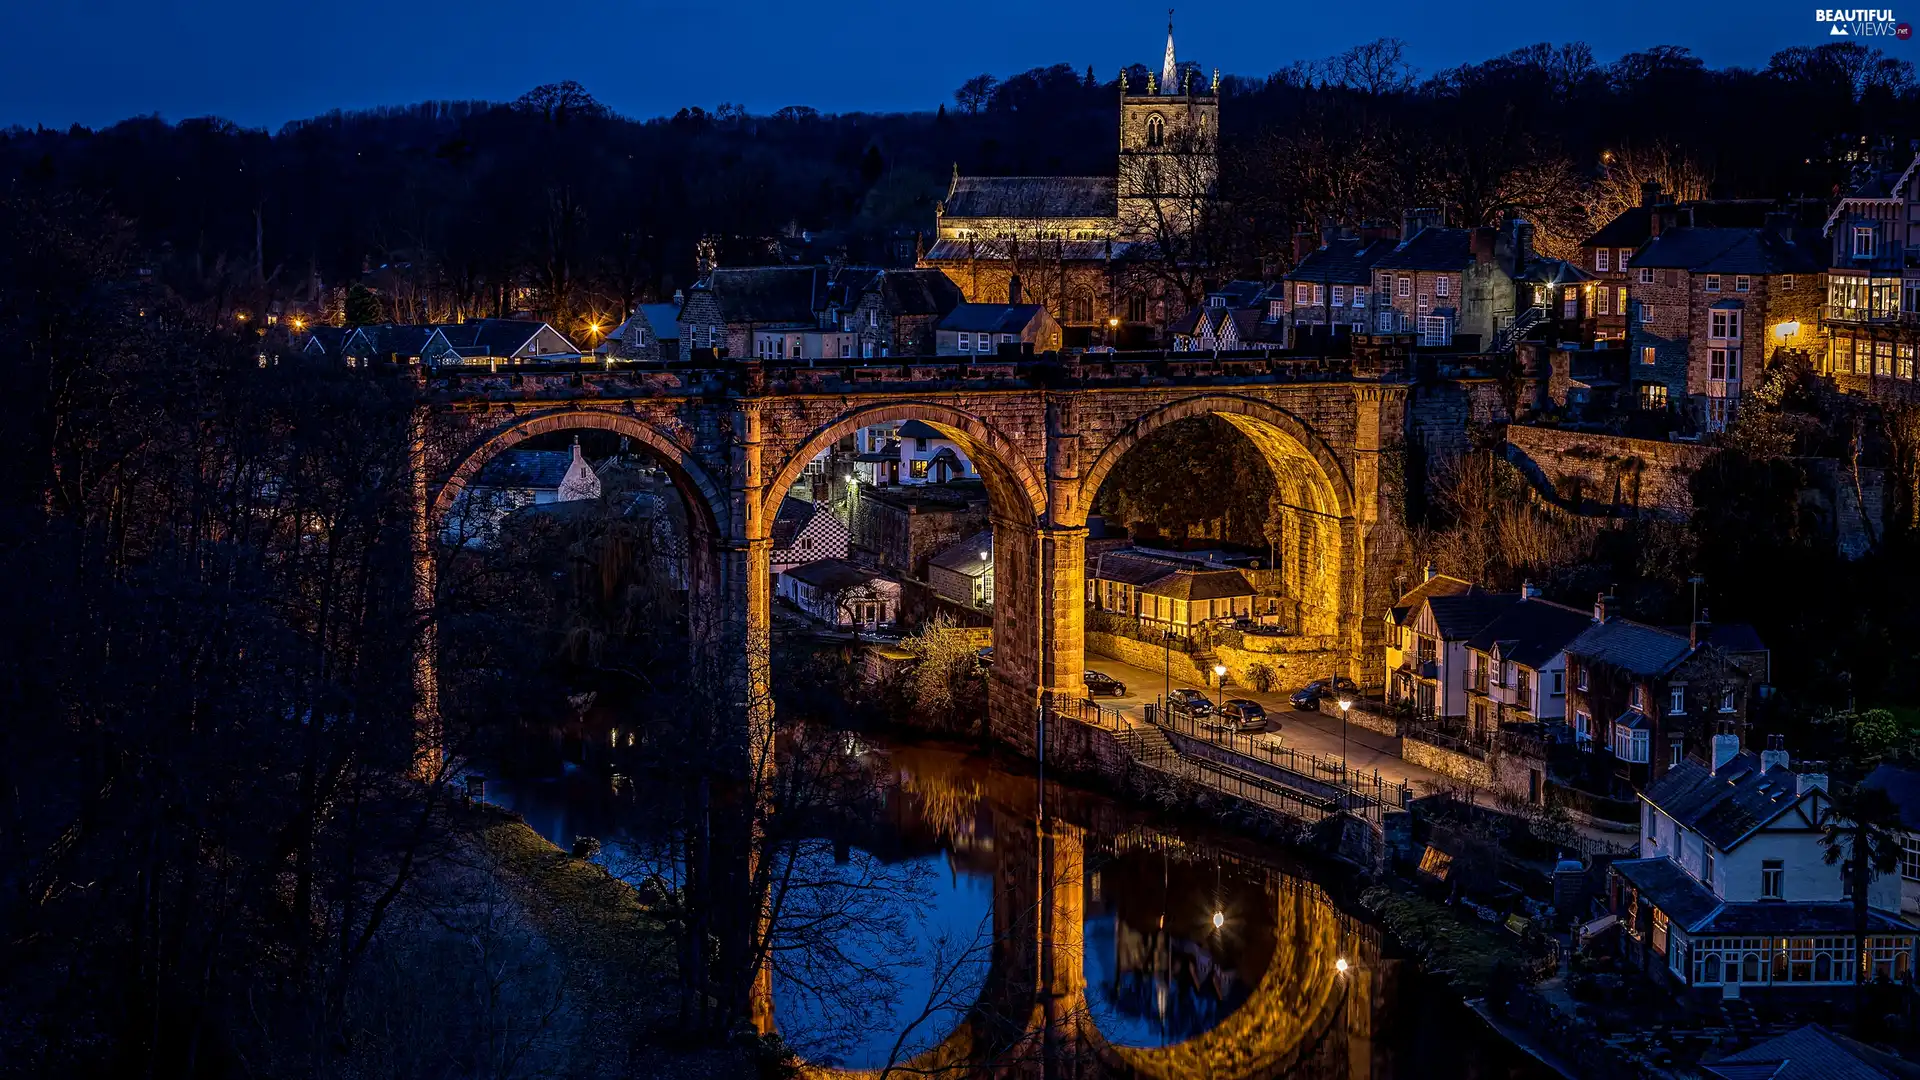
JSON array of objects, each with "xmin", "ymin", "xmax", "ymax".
[
  {"xmin": 1709, "ymin": 348, "xmax": 1741, "ymax": 383},
  {"xmin": 1706, "ymin": 397, "xmax": 1734, "ymax": 432},
  {"xmin": 1641, "ymin": 345, "xmax": 1658, "ymax": 366},
  {"xmin": 1854, "ymin": 225, "xmax": 1877, "ymax": 257},
  {"xmin": 1782, "ymin": 275, "xmax": 1795, "ymax": 291},
  {"xmin": 1720, "ymin": 689, "xmax": 1736, "ymax": 713},
  {"xmin": 1436, "ymin": 277, "xmax": 1451, "ymax": 298},
  {"xmin": 1639, "ymin": 267, "xmax": 1655, "ymax": 285},
  {"xmin": 1128, "ymin": 293, "xmax": 1147, "ymax": 322},
  {"xmin": 790, "ymin": 338, "xmax": 802, "ymax": 358},
  {"xmin": 1856, "ymin": 341, "xmax": 1872, "ymax": 375},
  {"xmin": 1563, "ymin": 293, "xmax": 1578, "ymax": 319},
  {"xmin": 1670, "ymin": 686, "xmax": 1686, "ymax": 714},
  {"xmin": 1145, "ymin": 113, "xmax": 1164, "ymax": 147},
  {"xmin": 869, "ymin": 309, "xmax": 878, "ymax": 327},
  {"xmin": 1833, "ymin": 337, "xmax": 1854, "ymax": 375},
  {"xmin": 1597, "ymin": 248, "xmax": 1611, "ymax": 272},
  {"xmin": 1735, "ymin": 275, "xmax": 1751, "ymax": 293},
  {"xmin": 1705, "ymin": 848, "xmax": 1715, "ymax": 888},
  {"xmin": 1761, "ymin": 860, "xmax": 1784, "ymax": 899},
  {"xmin": 1630, "ymin": 684, "xmax": 1645, "ymax": 711},
  {"xmin": 1710, "ymin": 309, "xmax": 1741, "ymax": 339},
  {"xmin": 1553, "ymin": 670, "xmax": 1565, "ymax": 696},
  {"xmin": 1296, "ymin": 283, "xmax": 1311, "ymax": 304},
  {"xmin": 1652, "ymin": 909, "xmax": 1669, "ymax": 955},
  {"xmin": 1417, "ymin": 294, "xmax": 1430, "ymax": 313},
  {"xmin": 1877, "ymin": 340, "xmax": 1895, "ymax": 376},
  {"xmin": 1597, "ymin": 289, "xmax": 1612, "ymax": 315},
  {"xmin": 1615, "ymin": 723, "xmax": 1650, "ymax": 762},
  {"xmin": 1620, "ymin": 249, "xmax": 1632, "ymax": 268},
  {"xmin": 1517, "ymin": 668, "xmax": 1531, "ymax": 700},
  {"xmin": 1353, "ymin": 286, "xmax": 1368, "ymax": 305},
  {"xmin": 1641, "ymin": 305, "xmax": 1654, "ymax": 325},
  {"xmin": 1332, "ymin": 286, "xmax": 1346, "ymax": 307},
  {"xmin": 957, "ymin": 332, "xmax": 970, "ymax": 351},
  {"xmin": 1574, "ymin": 710, "xmax": 1592, "ymax": 745},
  {"xmin": 1617, "ymin": 286, "xmax": 1628, "ymax": 313},
  {"xmin": 1576, "ymin": 664, "xmax": 1588, "ymax": 691},
  {"xmin": 1313, "ymin": 284, "xmax": 1326, "ymax": 306},
  {"xmin": 1901, "ymin": 834, "xmax": 1920, "ymax": 882},
  {"xmin": 909, "ymin": 459, "xmax": 929, "ymax": 479},
  {"xmin": 1705, "ymin": 274, "xmax": 1721, "ymax": 292},
  {"xmin": 1418, "ymin": 316, "xmax": 1450, "ymax": 346},
  {"xmin": 1670, "ymin": 739, "xmax": 1684, "ymax": 767},
  {"xmin": 1397, "ymin": 276, "xmax": 1411, "ymax": 298},
  {"xmin": 1899, "ymin": 343, "xmax": 1915, "ymax": 379}
]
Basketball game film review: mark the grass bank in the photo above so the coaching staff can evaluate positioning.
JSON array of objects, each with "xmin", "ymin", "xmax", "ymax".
[{"xmin": 1358, "ymin": 885, "xmax": 1529, "ymax": 996}]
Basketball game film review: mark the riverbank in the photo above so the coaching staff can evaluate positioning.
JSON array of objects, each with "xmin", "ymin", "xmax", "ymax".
[
  {"xmin": 1357, "ymin": 886, "xmax": 1531, "ymax": 996},
  {"xmin": 457, "ymin": 801, "xmax": 756, "ymax": 1080}
]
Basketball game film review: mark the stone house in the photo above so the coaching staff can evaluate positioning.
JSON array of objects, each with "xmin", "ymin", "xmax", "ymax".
[
  {"xmin": 1461, "ymin": 586, "xmax": 1594, "ymax": 740},
  {"xmin": 1169, "ymin": 282, "xmax": 1282, "ymax": 351},
  {"xmin": 1276, "ymin": 237, "xmax": 1395, "ymax": 348},
  {"xmin": 927, "ymin": 530, "xmax": 994, "ymax": 609},
  {"xmin": 1627, "ymin": 221, "xmax": 1826, "ymax": 432},
  {"xmin": 1383, "ymin": 569, "xmax": 1517, "ymax": 720},
  {"xmin": 1823, "ymin": 151, "xmax": 1920, "ymax": 393},
  {"xmin": 604, "ymin": 303, "xmax": 680, "ymax": 363},
  {"xmin": 1861, "ymin": 763, "xmax": 1920, "ymax": 920},
  {"xmin": 777, "ymin": 559, "xmax": 899, "ymax": 630},
  {"xmin": 676, "ymin": 265, "xmax": 829, "ymax": 361},
  {"xmin": 769, "ymin": 495, "xmax": 851, "ymax": 578},
  {"xmin": 1369, "ymin": 212, "xmax": 1525, "ymax": 349},
  {"xmin": 843, "ymin": 268, "xmax": 965, "ymax": 357},
  {"xmin": 849, "ymin": 482, "xmax": 990, "ymax": 579},
  {"xmin": 934, "ymin": 303, "xmax": 1060, "ymax": 356},
  {"xmin": 441, "ymin": 439, "xmax": 599, "ymax": 547},
  {"xmin": 433, "ymin": 319, "xmax": 581, "ymax": 365},
  {"xmin": 1564, "ymin": 598, "xmax": 1770, "ymax": 789},
  {"xmin": 1088, "ymin": 549, "xmax": 1254, "ymax": 635},
  {"xmin": 1609, "ymin": 746, "xmax": 1916, "ymax": 999}
]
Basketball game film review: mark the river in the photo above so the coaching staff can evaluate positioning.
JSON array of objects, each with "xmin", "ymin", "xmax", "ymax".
[{"xmin": 485, "ymin": 730, "xmax": 1552, "ymax": 1079}]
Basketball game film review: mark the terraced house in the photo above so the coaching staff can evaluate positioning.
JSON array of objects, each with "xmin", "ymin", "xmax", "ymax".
[
  {"xmin": 1369, "ymin": 211, "xmax": 1525, "ymax": 349},
  {"xmin": 1823, "ymin": 150, "xmax": 1920, "ymax": 393}
]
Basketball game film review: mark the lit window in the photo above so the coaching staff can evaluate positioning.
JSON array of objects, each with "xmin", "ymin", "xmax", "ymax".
[
  {"xmin": 1640, "ymin": 384, "xmax": 1670, "ymax": 411},
  {"xmin": 1641, "ymin": 345, "xmax": 1657, "ymax": 366},
  {"xmin": 1877, "ymin": 341, "xmax": 1895, "ymax": 376},
  {"xmin": 1597, "ymin": 289, "xmax": 1612, "ymax": 315}
]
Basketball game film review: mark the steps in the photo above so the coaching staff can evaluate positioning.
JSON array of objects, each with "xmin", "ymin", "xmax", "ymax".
[
  {"xmin": 1112, "ymin": 724, "xmax": 1177, "ymax": 766},
  {"xmin": 1492, "ymin": 305, "xmax": 1547, "ymax": 354}
]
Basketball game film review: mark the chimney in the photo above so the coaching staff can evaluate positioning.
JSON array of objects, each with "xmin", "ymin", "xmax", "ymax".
[
  {"xmin": 1711, "ymin": 732, "xmax": 1741, "ymax": 773},
  {"xmin": 1639, "ymin": 181, "xmax": 1665, "ymax": 209},
  {"xmin": 1320, "ymin": 220, "xmax": 1337, "ymax": 247},
  {"xmin": 1008, "ymin": 274, "xmax": 1023, "ymax": 306},
  {"xmin": 672, "ymin": 288, "xmax": 685, "ymax": 305},
  {"xmin": 1472, "ymin": 227, "xmax": 1498, "ymax": 265},
  {"xmin": 1795, "ymin": 772, "xmax": 1828, "ymax": 796},
  {"xmin": 1521, "ymin": 579, "xmax": 1541, "ymax": 599},
  {"xmin": 1763, "ymin": 211, "xmax": 1795, "ymax": 244},
  {"xmin": 1511, "ymin": 219, "xmax": 1537, "ymax": 266},
  {"xmin": 1400, "ymin": 207, "xmax": 1443, "ymax": 243},
  {"xmin": 1293, "ymin": 231, "xmax": 1317, "ymax": 262},
  {"xmin": 1423, "ymin": 561, "xmax": 1437, "ymax": 582},
  {"xmin": 1759, "ymin": 733, "xmax": 1790, "ymax": 774},
  {"xmin": 1650, "ymin": 205, "xmax": 1679, "ymax": 238},
  {"xmin": 1690, "ymin": 607, "xmax": 1712, "ymax": 648},
  {"xmin": 1592, "ymin": 592, "xmax": 1613, "ymax": 623}
]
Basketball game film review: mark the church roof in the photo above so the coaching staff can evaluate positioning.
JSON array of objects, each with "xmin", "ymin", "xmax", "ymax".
[
  {"xmin": 924, "ymin": 238, "xmax": 1138, "ymax": 263},
  {"xmin": 942, "ymin": 176, "xmax": 1118, "ymax": 220}
]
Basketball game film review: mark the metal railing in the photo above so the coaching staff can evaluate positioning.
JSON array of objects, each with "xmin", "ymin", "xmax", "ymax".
[{"xmin": 1150, "ymin": 701, "xmax": 1412, "ymax": 819}]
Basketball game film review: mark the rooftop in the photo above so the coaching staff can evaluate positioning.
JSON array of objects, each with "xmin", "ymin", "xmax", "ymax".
[
  {"xmin": 1465, "ymin": 597, "xmax": 1599, "ymax": 670},
  {"xmin": 929, "ymin": 530, "xmax": 994, "ymax": 575},
  {"xmin": 1641, "ymin": 751, "xmax": 1813, "ymax": 851},
  {"xmin": 692, "ymin": 265, "xmax": 829, "ymax": 326},
  {"xmin": 782, "ymin": 558, "xmax": 885, "ymax": 591},
  {"xmin": 1283, "ymin": 237, "xmax": 1398, "ymax": 285},
  {"xmin": 1631, "ymin": 227, "xmax": 1825, "ymax": 275},
  {"xmin": 475, "ymin": 449, "xmax": 574, "ymax": 490},
  {"xmin": 1373, "ymin": 227, "xmax": 1476, "ymax": 272},
  {"xmin": 1566, "ymin": 616, "xmax": 1694, "ymax": 676},
  {"xmin": 942, "ymin": 175, "xmax": 1118, "ymax": 220},
  {"xmin": 938, "ymin": 303, "xmax": 1048, "ymax": 334},
  {"xmin": 1703, "ymin": 1023, "xmax": 1920, "ymax": 1080}
]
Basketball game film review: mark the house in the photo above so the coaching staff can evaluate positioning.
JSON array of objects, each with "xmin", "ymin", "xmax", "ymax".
[
  {"xmin": 1383, "ymin": 569, "xmax": 1517, "ymax": 720},
  {"xmin": 1168, "ymin": 296, "xmax": 1276, "ymax": 352},
  {"xmin": 303, "ymin": 324, "xmax": 459, "ymax": 367},
  {"xmin": 441, "ymin": 439, "xmax": 600, "ymax": 546},
  {"xmin": 676, "ymin": 265, "xmax": 830, "ymax": 361},
  {"xmin": 928, "ymin": 530, "xmax": 994, "ymax": 609},
  {"xmin": 1701, "ymin": 1023, "xmax": 1920, "ymax": 1079},
  {"xmin": 935, "ymin": 303, "xmax": 1060, "ymax": 356},
  {"xmin": 1565, "ymin": 599, "xmax": 1770, "ymax": 787},
  {"xmin": 1088, "ymin": 549, "xmax": 1256, "ymax": 635},
  {"xmin": 434, "ymin": 319, "xmax": 581, "ymax": 365},
  {"xmin": 769, "ymin": 496, "xmax": 851, "ymax": 578},
  {"xmin": 848, "ymin": 482, "xmax": 990, "ymax": 579},
  {"xmin": 1861, "ymin": 763, "xmax": 1920, "ymax": 919},
  {"xmin": 1273, "ymin": 237, "xmax": 1395, "ymax": 348},
  {"xmin": 1609, "ymin": 744, "xmax": 1917, "ymax": 999},
  {"xmin": 1627, "ymin": 220, "xmax": 1826, "ymax": 431},
  {"xmin": 1369, "ymin": 211, "xmax": 1526, "ymax": 349},
  {"xmin": 893, "ymin": 419, "xmax": 978, "ymax": 485},
  {"xmin": 1824, "ymin": 151, "xmax": 1920, "ymax": 395},
  {"xmin": 605, "ymin": 303, "xmax": 681, "ymax": 363},
  {"xmin": 843, "ymin": 268, "xmax": 965, "ymax": 357},
  {"xmin": 777, "ymin": 559, "xmax": 900, "ymax": 630},
  {"xmin": 1512, "ymin": 258, "xmax": 1600, "ymax": 347},
  {"xmin": 1461, "ymin": 585, "xmax": 1596, "ymax": 741}
]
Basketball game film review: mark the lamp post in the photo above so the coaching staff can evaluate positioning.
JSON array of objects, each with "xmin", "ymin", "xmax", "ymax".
[
  {"xmin": 1338, "ymin": 697, "xmax": 1353, "ymax": 783},
  {"xmin": 1213, "ymin": 663, "xmax": 1228, "ymax": 719}
]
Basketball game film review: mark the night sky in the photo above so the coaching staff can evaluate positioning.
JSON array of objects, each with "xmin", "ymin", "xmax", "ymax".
[{"xmin": 0, "ymin": 0, "xmax": 1880, "ymax": 129}]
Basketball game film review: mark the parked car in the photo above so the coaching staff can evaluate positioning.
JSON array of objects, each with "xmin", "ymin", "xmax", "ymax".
[
  {"xmin": 975, "ymin": 646, "xmax": 993, "ymax": 668},
  {"xmin": 1084, "ymin": 670, "xmax": 1126, "ymax": 697},
  {"xmin": 1166, "ymin": 688, "xmax": 1214, "ymax": 717},
  {"xmin": 1219, "ymin": 699, "xmax": 1271, "ymax": 732},
  {"xmin": 1289, "ymin": 677, "xmax": 1359, "ymax": 710}
]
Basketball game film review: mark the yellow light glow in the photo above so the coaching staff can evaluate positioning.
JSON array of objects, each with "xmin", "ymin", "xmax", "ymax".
[
  {"xmin": 1773, "ymin": 321, "xmax": 1801, "ymax": 339},
  {"xmin": 1336, "ymin": 957, "xmax": 1350, "ymax": 974},
  {"xmin": 1212, "ymin": 911, "xmax": 1225, "ymax": 929}
]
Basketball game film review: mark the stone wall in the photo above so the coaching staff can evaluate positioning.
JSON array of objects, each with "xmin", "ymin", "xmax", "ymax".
[
  {"xmin": 1084, "ymin": 630, "xmax": 1340, "ymax": 696},
  {"xmin": 1400, "ymin": 737, "xmax": 1493, "ymax": 787},
  {"xmin": 1504, "ymin": 425, "xmax": 1712, "ymax": 520}
]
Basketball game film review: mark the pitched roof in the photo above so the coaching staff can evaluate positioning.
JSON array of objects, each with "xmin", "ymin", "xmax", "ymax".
[
  {"xmin": 1641, "ymin": 752, "xmax": 1813, "ymax": 850},
  {"xmin": 1091, "ymin": 548, "xmax": 1252, "ymax": 598},
  {"xmin": 1465, "ymin": 599, "xmax": 1596, "ymax": 670},
  {"xmin": 695, "ymin": 266, "xmax": 829, "ymax": 325},
  {"xmin": 476, "ymin": 449, "xmax": 573, "ymax": 489},
  {"xmin": 1863, "ymin": 763, "xmax": 1920, "ymax": 831},
  {"xmin": 942, "ymin": 176, "xmax": 1118, "ymax": 219},
  {"xmin": 1373, "ymin": 228, "xmax": 1476, "ymax": 272},
  {"xmin": 1695, "ymin": 902, "xmax": 1914, "ymax": 936},
  {"xmin": 923, "ymin": 238, "xmax": 1135, "ymax": 262},
  {"xmin": 1095, "ymin": 550, "xmax": 1187, "ymax": 587},
  {"xmin": 938, "ymin": 303, "xmax": 1048, "ymax": 334},
  {"xmin": 1583, "ymin": 200, "xmax": 1818, "ymax": 249},
  {"xmin": 896, "ymin": 419, "xmax": 946, "ymax": 440},
  {"xmin": 1514, "ymin": 258, "xmax": 1596, "ymax": 286},
  {"xmin": 305, "ymin": 325, "xmax": 347, "ymax": 357},
  {"xmin": 1705, "ymin": 1023, "xmax": 1920, "ymax": 1080},
  {"xmin": 1387, "ymin": 573, "xmax": 1475, "ymax": 625},
  {"xmin": 436, "ymin": 319, "xmax": 577, "ymax": 358},
  {"xmin": 782, "ymin": 558, "xmax": 884, "ymax": 591},
  {"xmin": 1425, "ymin": 590, "xmax": 1520, "ymax": 640},
  {"xmin": 929, "ymin": 530, "xmax": 994, "ymax": 575},
  {"xmin": 1567, "ymin": 617, "xmax": 1694, "ymax": 676},
  {"xmin": 770, "ymin": 496, "xmax": 818, "ymax": 548},
  {"xmin": 1610, "ymin": 857, "xmax": 1723, "ymax": 931},
  {"xmin": 636, "ymin": 304, "xmax": 681, "ymax": 339},
  {"xmin": 1631, "ymin": 227, "xmax": 1825, "ymax": 274},
  {"xmin": 870, "ymin": 268, "xmax": 965, "ymax": 316},
  {"xmin": 1283, "ymin": 238, "xmax": 1397, "ymax": 284}
]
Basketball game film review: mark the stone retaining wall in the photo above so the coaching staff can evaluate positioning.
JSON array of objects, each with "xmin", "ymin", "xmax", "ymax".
[
  {"xmin": 1085, "ymin": 630, "xmax": 1340, "ymax": 696},
  {"xmin": 1401, "ymin": 737, "xmax": 1494, "ymax": 787},
  {"xmin": 1504, "ymin": 425, "xmax": 1711, "ymax": 521}
]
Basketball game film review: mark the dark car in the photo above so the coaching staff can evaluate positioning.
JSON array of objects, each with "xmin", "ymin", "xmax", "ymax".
[
  {"xmin": 975, "ymin": 646, "xmax": 994, "ymax": 667},
  {"xmin": 1166, "ymin": 688, "xmax": 1214, "ymax": 717},
  {"xmin": 1219, "ymin": 699, "xmax": 1271, "ymax": 732},
  {"xmin": 1084, "ymin": 670, "xmax": 1127, "ymax": 697},
  {"xmin": 1289, "ymin": 677, "xmax": 1359, "ymax": 710}
]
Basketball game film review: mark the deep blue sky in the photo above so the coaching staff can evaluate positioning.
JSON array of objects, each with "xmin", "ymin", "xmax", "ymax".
[{"xmin": 0, "ymin": 0, "xmax": 1871, "ymax": 130}]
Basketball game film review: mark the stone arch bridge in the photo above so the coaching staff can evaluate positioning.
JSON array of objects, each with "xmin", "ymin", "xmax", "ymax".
[{"xmin": 411, "ymin": 353, "xmax": 1454, "ymax": 749}]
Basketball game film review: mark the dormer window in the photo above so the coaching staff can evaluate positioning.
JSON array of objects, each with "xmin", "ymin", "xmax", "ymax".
[{"xmin": 1209, "ymin": 295, "xmax": 1226, "ymax": 308}]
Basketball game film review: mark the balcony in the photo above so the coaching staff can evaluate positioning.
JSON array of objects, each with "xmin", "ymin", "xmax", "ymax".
[{"xmin": 1826, "ymin": 304, "xmax": 1920, "ymax": 328}]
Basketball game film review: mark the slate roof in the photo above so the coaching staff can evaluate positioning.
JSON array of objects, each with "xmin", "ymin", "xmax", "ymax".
[
  {"xmin": 637, "ymin": 304, "xmax": 681, "ymax": 339},
  {"xmin": 870, "ymin": 268, "xmax": 964, "ymax": 316},
  {"xmin": 1611, "ymin": 858, "xmax": 1723, "ymax": 931},
  {"xmin": 1426, "ymin": 591, "xmax": 1521, "ymax": 641},
  {"xmin": 939, "ymin": 303, "xmax": 1048, "ymax": 334},
  {"xmin": 305, "ymin": 326, "xmax": 347, "ymax": 358},
  {"xmin": 923, "ymin": 238, "xmax": 1134, "ymax": 262},
  {"xmin": 1211, "ymin": 280, "xmax": 1267, "ymax": 306},
  {"xmin": 476, "ymin": 449, "xmax": 573, "ymax": 490},
  {"xmin": 1631, "ymin": 227, "xmax": 1825, "ymax": 275},
  {"xmin": 1696, "ymin": 902, "xmax": 1914, "ymax": 936},
  {"xmin": 1641, "ymin": 752, "xmax": 1812, "ymax": 851},
  {"xmin": 896, "ymin": 419, "xmax": 946, "ymax": 440},
  {"xmin": 436, "ymin": 319, "xmax": 577, "ymax": 357},
  {"xmin": 1566, "ymin": 617, "xmax": 1694, "ymax": 676},
  {"xmin": 1705, "ymin": 1023, "xmax": 1920, "ymax": 1080},
  {"xmin": 1387, "ymin": 573, "xmax": 1475, "ymax": 625},
  {"xmin": 770, "ymin": 496, "xmax": 817, "ymax": 548},
  {"xmin": 929, "ymin": 530, "xmax": 994, "ymax": 575},
  {"xmin": 1863, "ymin": 763, "xmax": 1920, "ymax": 831},
  {"xmin": 942, "ymin": 176, "xmax": 1118, "ymax": 220},
  {"xmin": 1171, "ymin": 306, "xmax": 1269, "ymax": 344},
  {"xmin": 1582, "ymin": 200, "xmax": 1815, "ymax": 249},
  {"xmin": 1514, "ymin": 258, "xmax": 1596, "ymax": 286},
  {"xmin": 696, "ymin": 266, "xmax": 829, "ymax": 325},
  {"xmin": 1283, "ymin": 238, "xmax": 1397, "ymax": 284},
  {"xmin": 1465, "ymin": 598, "xmax": 1595, "ymax": 669},
  {"xmin": 1095, "ymin": 550, "xmax": 1189, "ymax": 587},
  {"xmin": 1373, "ymin": 228, "xmax": 1476, "ymax": 272},
  {"xmin": 782, "ymin": 558, "xmax": 884, "ymax": 591},
  {"xmin": 1146, "ymin": 568, "xmax": 1255, "ymax": 602}
]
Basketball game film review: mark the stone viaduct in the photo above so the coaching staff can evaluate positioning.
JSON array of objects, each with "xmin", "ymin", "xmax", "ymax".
[{"xmin": 412, "ymin": 351, "xmax": 1500, "ymax": 752}]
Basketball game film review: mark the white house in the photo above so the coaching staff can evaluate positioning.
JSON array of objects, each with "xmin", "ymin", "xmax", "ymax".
[
  {"xmin": 1610, "ymin": 740, "xmax": 1917, "ymax": 998},
  {"xmin": 442, "ymin": 439, "xmax": 600, "ymax": 547},
  {"xmin": 893, "ymin": 419, "xmax": 977, "ymax": 485},
  {"xmin": 1459, "ymin": 585, "xmax": 1593, "ymax": 739},
  {"xmin": 1862, "ymin": 763, "xmax": 1920, "ymax": 920},
  {"xmin": 777, "ymin": 559, "xmax": 899, "ymax": 630},
  {"xmin": 1384, "ymin": 569, "xmax": 1517, "ymax": 720},
  {"xmin": 769, "ymin": 496, "xmax": 851, "ymax": 578}
]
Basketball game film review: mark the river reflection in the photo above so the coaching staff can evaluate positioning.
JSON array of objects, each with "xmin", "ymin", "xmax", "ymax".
[{"xmin": 487, "ymin": 736, "xmax": 1549, "ymax": 1079}]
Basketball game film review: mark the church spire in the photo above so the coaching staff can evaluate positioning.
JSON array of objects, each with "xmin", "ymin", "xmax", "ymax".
[{"xmin": 1162, "ymin": 9, "xmax": 1177, "ymax": 95}]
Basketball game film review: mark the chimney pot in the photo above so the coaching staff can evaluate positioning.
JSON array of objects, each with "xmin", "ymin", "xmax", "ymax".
[
  {"xmin": 1640, "ymin": 181, "xmax": 1664, "ymax": 209},
  {"xmin": 1759, "ymin": 733, "xmax": 1790, "ymax": 774},
  {"xmin": 1795, "ymin": 772, "xmax": 1828, "ymax": 796},
  {"xmin": 1423, "ymin": 562, "xmax": 1437, "ymax": 582},
  {"xmin": 1593, "ymin": 592, "xmax": 1612, "ymax": 623},
  {"xmin": 1711, "ymin": 732, "xmax": 1741, "ymax": 773}
]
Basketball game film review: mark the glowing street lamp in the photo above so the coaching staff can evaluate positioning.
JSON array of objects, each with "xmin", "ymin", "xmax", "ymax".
[
  {"xmin": 1211, "ymin": 910, "xmax": 1225, "ymax": 930},
  {"xmin": 1336, "ymin": 957, "xmax": 1350, "ymax": 975},
  {"xmin": 1213, "ymin": 663, "xmax": 1228, "ymax": 717},
  {"xmin": 1338, "ymin": 697, "xmax": 1353, "ymax": 781}
]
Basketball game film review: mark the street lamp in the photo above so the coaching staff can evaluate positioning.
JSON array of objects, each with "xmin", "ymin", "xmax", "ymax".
[
  {"xmin": 1213, "ymin": 663, "xmax": 1228, "ymax": 717},
  {"xmin": 1337, "ymin": 697, "xmax": 1353, "ymax": 782},
  {"xmin": 1335, "ymin": 957, "xmax": 1350, "ymax": 975}
]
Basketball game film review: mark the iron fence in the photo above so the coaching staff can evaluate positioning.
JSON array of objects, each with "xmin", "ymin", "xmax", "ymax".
[{"xmin": 1150, "ymin": 699, "xmax": 1412, "ymax": 819}]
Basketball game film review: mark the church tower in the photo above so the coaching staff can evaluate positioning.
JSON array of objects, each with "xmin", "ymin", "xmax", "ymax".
[{"xmin": 1117, "ymin": 12, "xmax": 1218, "ymax": 236}]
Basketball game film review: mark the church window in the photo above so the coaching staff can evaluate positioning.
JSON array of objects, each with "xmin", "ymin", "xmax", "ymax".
[
  {"xmin": 1145, "ymin": 114, "xmax": 1165, "ymax": 148},
  {"xmin": 1128, "ymin": 294, "xmax": 1147, "ymax": 322},
  {"xmin": 1070, "ymin": 294, "xmax": 1094, "ymax": 323}
]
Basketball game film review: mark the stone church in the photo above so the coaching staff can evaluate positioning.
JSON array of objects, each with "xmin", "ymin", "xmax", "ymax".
[{"xmin": 919, "ymin": 22, "xmax": 1218, "ymax": 349}]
